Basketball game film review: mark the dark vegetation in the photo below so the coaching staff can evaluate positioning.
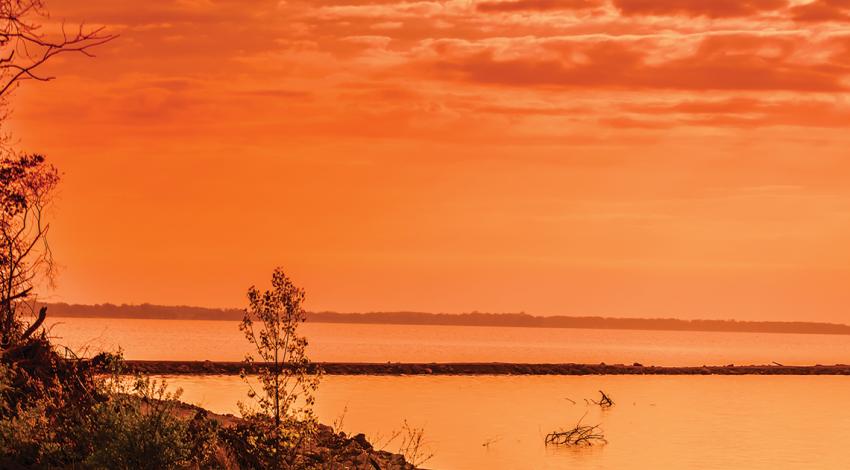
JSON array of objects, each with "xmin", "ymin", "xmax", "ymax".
[
  {"xmin": 41, "ymin": 303, "xmax": 850, "ymax": 336},
  {"xmin": 0, "ymin": 338, "xmax": 418, "ymax": 468},
  {"xmin": 224, "ymin": 268, "xmax": 324, "ymax": 469},
  {"xmin": 0, "ymin": 340, "xmax": 219, "ymax": 468}
]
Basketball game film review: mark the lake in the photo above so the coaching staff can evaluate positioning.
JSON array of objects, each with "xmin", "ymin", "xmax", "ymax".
[
  {"xmin": 45, "ymin": 317, "xmax": 850, "ymax": 468},
  {"xmin": 49, "ymin": 317, "xmax": 850, "ymax": 366},
  {"xmin": 162, "ymin": 374, "xmax": 850, "ymax": 469}
]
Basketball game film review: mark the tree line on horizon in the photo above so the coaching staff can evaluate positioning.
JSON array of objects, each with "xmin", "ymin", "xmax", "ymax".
[{"xmin": 40, "ymin": 302, "xmax": 850, "ymax": 335}]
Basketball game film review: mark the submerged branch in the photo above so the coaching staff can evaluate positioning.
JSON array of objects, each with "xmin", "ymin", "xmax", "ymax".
[{"xmin": 545, "ymin": 413, "xmax": 606, "ymax": 447}]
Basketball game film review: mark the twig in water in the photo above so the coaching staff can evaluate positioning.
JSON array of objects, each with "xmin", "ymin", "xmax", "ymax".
[
  {"xmin": 545, "ymin": 412, "xmax": 606, "ymax": 447},
  {"xmin": 591, "ymin": 390, "xmax": 614, "ymax": 408}
]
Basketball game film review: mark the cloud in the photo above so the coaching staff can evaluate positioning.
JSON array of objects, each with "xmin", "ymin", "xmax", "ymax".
[
  {"xmin": 315, "ymin": 1, "xmax": 451, "ymax": 19},
  {"xmin": 617, "ymin": 97, "xmax": 850, "ymax": 128},
  {"xmin": 29, "ymin": 0, "xmax": 850, "ymax": 143},
  {"xmin": 613, "ymin": 0, "xmax": 789, "ymax": 18},
  {"xmin": 476, "ymin": 0, "xmax": 604, "ymax": 12},
  {"xmin": 428, "ymin": 34, "xmax": 848, "ymax": 92},
  {"xmin": 790, "ymin": 0, "xmax": 850, "ymax": 22},
  {"xmin": 371, "ymin": 21, "xmax": 404, "ymax": 29}
]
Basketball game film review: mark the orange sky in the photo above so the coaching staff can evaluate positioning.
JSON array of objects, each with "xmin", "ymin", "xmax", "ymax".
[{"xmin": 9, "ymin": 0, "xmax": 850, "ymax": 322}]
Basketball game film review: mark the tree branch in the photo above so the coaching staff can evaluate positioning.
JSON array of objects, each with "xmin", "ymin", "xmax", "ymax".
[{"xmin": 20, "ymin": 304, "xmax": 45, "ymax": 340}]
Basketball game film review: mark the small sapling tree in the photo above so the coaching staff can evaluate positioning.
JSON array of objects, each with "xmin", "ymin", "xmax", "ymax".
[{"xmin": 232, "ymin": 267, "xmax": 322, "ymax": 467}]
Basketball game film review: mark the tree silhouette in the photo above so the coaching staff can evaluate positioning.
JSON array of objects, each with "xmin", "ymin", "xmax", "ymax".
[
  {"xmin": 0, "ymin": 153, "xmax": 58, "ymax": 347},
  {"xmin": 236, "ymin": 267, "xmax": 321, "ymax": 466},
  {"xmin": 0, "ymin": 0, "xmax": 115, "ymax": 99}
]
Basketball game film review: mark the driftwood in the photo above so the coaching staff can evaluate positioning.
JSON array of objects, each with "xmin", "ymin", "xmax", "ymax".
[
  {"xmin": 545, "ymin": 413, "xmax": 606, "ymax": 446},
  {"xmin": 592, "ymin": 390, "xmax": 614, "ymax": 408}
]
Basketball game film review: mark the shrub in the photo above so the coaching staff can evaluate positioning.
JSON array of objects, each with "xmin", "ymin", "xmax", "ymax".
[
  {"xmin": 0, "ymin": 345, "xmax": 223, "ymax": 469},
  {"xmin": 83, "ymin": 376, "xmax": 221, "ymax": 469}
]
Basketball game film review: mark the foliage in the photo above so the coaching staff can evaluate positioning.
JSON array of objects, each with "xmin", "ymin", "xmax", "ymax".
[
  {"xmin": 0, "ymin": 347, "xmax": 223, "ymax": 469},
  {"xmin": 0, "ymin": 341, "xmax": 110, "ymax": 467},
  {"xmin": 220, "ymin": 415, "xmax": 320, "ymax": 470},
  {"xmin": 0, "ymin": 357, "xmax": 90, "ymax": 467},
  {"xmin": 83, "ymin": 376, "xmax": 221, "ymax": 470},
  {"xmin": 236, "ymin": 267, "xmax": 322, "ymax": 467},
  {"xmin": 0, "ymin": 371, "xmax": 65, "ymax": 466},
  {"xmin": 0, "ymin": 154, "xmax": 59, "ymax": 347}
]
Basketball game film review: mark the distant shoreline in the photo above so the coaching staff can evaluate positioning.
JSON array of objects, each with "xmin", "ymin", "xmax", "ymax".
[
  {"xmin": 42, "ymin": 302, "xmax": 850, "ymax": 336},
  {"xmin": 128, "ymin": 361, "xmax": 850, "ymax": 376}
]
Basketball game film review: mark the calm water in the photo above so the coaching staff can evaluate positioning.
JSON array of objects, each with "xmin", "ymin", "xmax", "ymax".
[
  {"xmin": 45, "ymin": 318, "xmax": 850, "ymax": 468},
  {"xmin": 49, "ymin": 317, "xmax": 850, "ymax": 366},
  {"xmin": 162, "ymin": 375, "xmax": 850, "ymax": 469}
]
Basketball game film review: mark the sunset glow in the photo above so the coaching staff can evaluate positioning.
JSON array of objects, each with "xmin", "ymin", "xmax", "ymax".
[{"xmin": 12, "ymin": 0, "xmax": 850, "ymax": 321}]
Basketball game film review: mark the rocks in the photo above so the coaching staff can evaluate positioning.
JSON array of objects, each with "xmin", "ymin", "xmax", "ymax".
[
  {"xmin": 124, "ymin": 360, "xmax": 850, "ymax": 376},
  {"xmin": 310, "ymin": 424, "xmax": 415, "ymax": 470},
  {"xmin": 352, "ymin": 433, "xmax": 372, "ymax": 450},
  {"xmin": 171, "ymin": 405, "xmax": 416, "ymax": 469}
]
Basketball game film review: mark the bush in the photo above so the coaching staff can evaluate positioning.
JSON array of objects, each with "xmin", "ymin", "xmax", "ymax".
[
  {"xmin": 0, "ymin": 392, "xmax": 67, "ymax": 466},
  {"xmin": 0, "ymin": 359, "xmax": 87, "ymax": 467},
  {"xmin": 83, "ymin": 377, "xmax": 221, "ymax": 469},
  {"xmin": 0, "ymin": 344, "xmax": 223, "ymax": 469},
  {"xmin": 221, "ymin": 414, "xmax": 320, "ymax": 469}
]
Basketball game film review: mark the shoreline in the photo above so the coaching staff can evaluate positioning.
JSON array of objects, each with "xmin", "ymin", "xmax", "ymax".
[
  {"xmin": 127, "ymin": 361, "xmax": 850, "ymax": 376},
  {"xmin": 45, "ymin": 307, "xmax": 850, "ymax": 336}
]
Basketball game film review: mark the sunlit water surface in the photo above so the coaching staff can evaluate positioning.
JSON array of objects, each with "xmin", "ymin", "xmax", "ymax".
[
  {"xmin": 44, "ymin": 318, "xmax": 850, "ymax": 468},
  {"xmin": 161, "ymin": 375, "xmax": 850, "ymax": 470},
  {"xmin": 50, "ymin": 317, "xmax": 850, "ymax": 365}
]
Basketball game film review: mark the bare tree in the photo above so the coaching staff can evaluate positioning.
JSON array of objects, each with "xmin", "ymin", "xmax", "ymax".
[
  {"xmin": 0, "ymin": 0, "xmax": 115, "ymax": 99},
  {"xmin": 0, "ymin": 153, "xmax": 58, "ymax": 347}
]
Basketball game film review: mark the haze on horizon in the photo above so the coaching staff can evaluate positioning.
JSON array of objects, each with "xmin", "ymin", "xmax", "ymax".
[{"xmin": 9, "ymin": 0, "xmax": 850, "ymax": 323}]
